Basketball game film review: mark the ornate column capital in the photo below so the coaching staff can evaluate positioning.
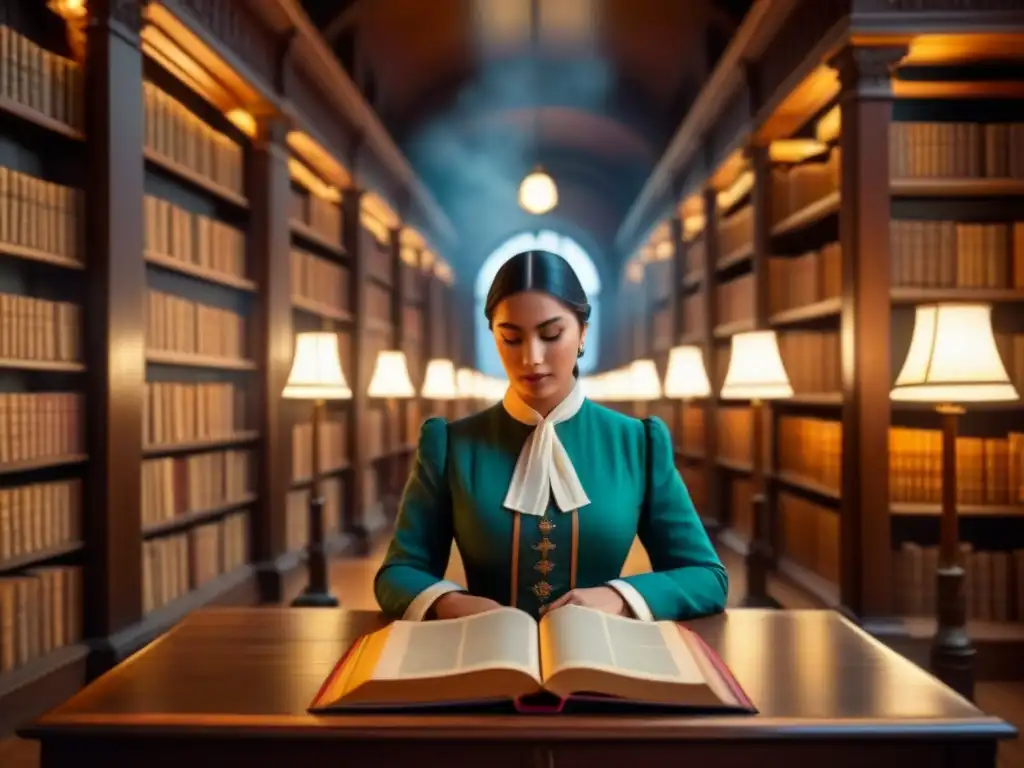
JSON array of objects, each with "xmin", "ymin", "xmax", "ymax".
[{"xmin": 828, "ymin": 45, "xmax": 908, "ymax": 100}]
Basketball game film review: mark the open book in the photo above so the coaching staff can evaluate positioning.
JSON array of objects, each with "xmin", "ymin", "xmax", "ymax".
[{"xmin": 310, "ymin": 605, "xmax": 755, "ymax": 714}]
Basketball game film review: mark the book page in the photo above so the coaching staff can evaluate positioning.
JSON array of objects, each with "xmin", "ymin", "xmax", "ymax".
[
  {"xmin": 540, "ymin": 604, "xmax": 703, "ymax": 684},
  {"xmin": 371, "ymin": 607, "xmax": 541, "ymax": 681}
]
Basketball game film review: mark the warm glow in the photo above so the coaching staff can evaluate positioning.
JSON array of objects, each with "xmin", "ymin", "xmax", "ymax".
[
  {"xmin": 716, "ymin": 170, "xmax": 754, "ymax": 211},
  {"xmin": 282, "ymin": 332, "xmax": 352, "ymax": 400},
  {"xmin": 630, "ymin": 359, "xmax": 663, "ymax": 401},
  {"xmin": 663, "ymin": 345, "xmax": 711, "ymax": 399},
  {"xmin": 769, "ymin": 138, "xmax": 829, "ymax": 164},
  {"xmin": 48, "ymin": 0, "xmax": 86, "ymax": 19},
  {"xmin": 626, "ymin": 261, "xmax": 644, "ymax": 283},
  {"xmin": 816, "ymin": 105, "xmax": 841, "ymax": 144},
  {"xmin": 891, "ymin": 304, "xmax": 1019, "ymax": 403},
  {"xmin": 519, "ymin": 167, "xmax": 558, "ymax": 215},
  {"xmin": 721, "ymin": 330, "xmax": 793, "ymax": 400},
  {"xmin": 421, "ymin": 358, "xmax": 457, "ymax": 400},
  {"xmin": 225, "ymin": 108, "xmax": 256, "ymax": 138},
  {"xmin": 287, "ymin": 131, "xmax": 353, "ymax": 190},
  {"xmin": 288, "ymin": 158, "xmax": 341, "ymax": 203},
  {"xmin": 367, "ymin": 350, "xmax": 416, "ymax": 399},
  {"xmin": 683, "ymin": 214, "xmax": 706, "ymax": 240},
  {"xmin": 654, "ymin": 239, "xmax": 674, "ymax": 260}
]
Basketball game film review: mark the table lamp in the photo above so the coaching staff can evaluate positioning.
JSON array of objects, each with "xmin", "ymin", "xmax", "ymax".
[
  {"xmin": 282, "ymin": 331, "xmax": 352, "ymax": 608},
  {"xmin": 890, "ymin": 303, "xmax": 1019, "ymax": 700},
  {"xmin": 720, "ymin": 330, "xmax": 793, "ymax": 608},
  {"xmin": 421, "ymin": 357, "xmax": 457, "ymax": 418},
  {"xmin": 664, "ymin": 344, "xmax": 712, "ymax": 400},
  {"xmin": 630, "ymin": 358, "xmax": 663, "ymax": 418},
  {"xmin": 368, "ymin": 350, "xmax": 416, "ymax": 517}
]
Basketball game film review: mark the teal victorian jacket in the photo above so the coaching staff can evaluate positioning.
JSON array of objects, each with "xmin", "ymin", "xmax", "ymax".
[{"xmin": 373, "ymin": 397, "xmax": 728, "ymax": 623}]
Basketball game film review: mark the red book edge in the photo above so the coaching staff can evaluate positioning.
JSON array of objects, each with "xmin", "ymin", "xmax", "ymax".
[
  {"xmin": 309, "ymin": 635, "xmax": 364, "ymax": 710},
  {"xmin": 678, "ymin": 624, "xmax": 757, "ymax": 712}
]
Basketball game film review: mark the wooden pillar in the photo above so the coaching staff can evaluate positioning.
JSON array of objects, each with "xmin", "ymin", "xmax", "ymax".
[
  {"xmin": 83, "ymin": 0, "xmax": 145, "ymax": 662},
  {"xmin": 386, "ymin": 226, "xmax": 405, "ymax": 507},
  {"xmin": 829, "ymin": 44, "xmax": 906, "ymax": 621},
  {"xmin": 249, "ymin": 115, "xmax": 293, "ymax": 602},
  {"xmin": 342, "ymin": 188, "xmax": 370, "ymax": 555},
  {"xmin": 700, "ymin": 182, "xmax": 722, "ymax": 537}
]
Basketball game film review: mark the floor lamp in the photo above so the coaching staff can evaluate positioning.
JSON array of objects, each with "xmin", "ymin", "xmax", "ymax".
[
  {"xmin": 630, "ymin": 358, "xmax": 663, "ymax": 418},
  {"xmin": 367, "ymin": 350, "xmax": 416, "ymax": 521},
  {"xmin": 720, "ymin": 330, "xmax": 793, "ymax": 609},
  {"xmin": 890, "ymin": 303, "xmax": 1019, "ymax": 701},
  {"xmin": 283, "ymin": 331, "xmax": 352, "ymax": 608},
  {"xmin": 421, "ymin": 357, "xmax": 457, "ymax": 418}
]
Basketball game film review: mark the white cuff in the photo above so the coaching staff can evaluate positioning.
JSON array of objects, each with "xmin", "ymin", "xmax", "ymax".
[
  {"xmin": 607, "ymin": 579, "xmax": 655, "ymax": 622},
  {"xmin": 402, "ymin": 580, "xmax": 465, "ymax": 621}
]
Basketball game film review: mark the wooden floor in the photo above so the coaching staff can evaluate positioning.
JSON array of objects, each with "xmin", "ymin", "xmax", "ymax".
[{"xmin": 2, "ymin": 537, "xmax": 1023, "ymax": 767}]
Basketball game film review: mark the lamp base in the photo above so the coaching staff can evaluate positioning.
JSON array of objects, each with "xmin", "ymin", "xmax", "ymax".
[
  {"xmin": 931, "ymin": 564, "xmax": 975, "ymax": 701},
  {"xmin": 291, "ymin": 588, "xmax": 340, "ymax": 608}
]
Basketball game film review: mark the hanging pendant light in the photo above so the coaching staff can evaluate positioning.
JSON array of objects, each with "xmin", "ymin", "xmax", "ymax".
[{"xmin": 519, "ymin": 164, "xmax": 558, "ymax": 215}]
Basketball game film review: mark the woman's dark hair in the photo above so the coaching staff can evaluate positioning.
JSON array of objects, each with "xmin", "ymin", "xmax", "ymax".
[{"xmin": 484, "ymin": 250, "xmax": 591, "ymax": 378}]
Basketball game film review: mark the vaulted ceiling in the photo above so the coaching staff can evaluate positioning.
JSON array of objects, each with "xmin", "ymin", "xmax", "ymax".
[{"xmin": 300, "ymin": 0, "xmax": 752, "ymax": 275}]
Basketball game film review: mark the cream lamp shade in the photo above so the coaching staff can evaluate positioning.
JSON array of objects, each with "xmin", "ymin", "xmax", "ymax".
[
  {"xmin": 282, "ymin": 332, "xmax": 352, "ymax": 400},
  {"xmin": 891, "ymin": 303, "xmax": 1019, "ymax": 403},
  {"xmin": 421, "ymin": 358, "xmax": 457, "ymax": 400},
  {"xmin": 367, "ymin": 350, "xmax": 416, "ymax": 399},
  {"xmin": 721, "ymin": 330, "xmax": 794, "ymax": 400},
  {"xmin": 518, "ymin": 166, "xmax": 558, "ymax": 215},
  {"xmin": 663, "ymin": 345, "xmax": 711, "ymax": 399},
  {"xmin": 456, "ymin": 367, "xmax": 476, "ymax": 399},
  {"xmin": 630, "ymin": 359, "xmax": 663, "ymax": 401}
]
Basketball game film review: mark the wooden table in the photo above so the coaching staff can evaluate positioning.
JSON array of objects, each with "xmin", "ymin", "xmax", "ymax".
[{"xmin": 21, "ymin": 607, "xmax": 1017, "ymax": 767}]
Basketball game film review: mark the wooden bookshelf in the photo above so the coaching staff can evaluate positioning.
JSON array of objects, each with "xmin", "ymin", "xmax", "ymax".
[
  {"xmin": 0, "ymin": 0, "xmax": 458, "ymax": 737},
  {"xmin": 613, "ymin": 5, "xmax": 1024, "ymax": 676}
]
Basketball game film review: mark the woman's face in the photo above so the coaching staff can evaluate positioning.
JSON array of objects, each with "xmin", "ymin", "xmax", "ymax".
[{"xmin": 491, "ymin": 290, "xmax": 586, "ymax": 411}]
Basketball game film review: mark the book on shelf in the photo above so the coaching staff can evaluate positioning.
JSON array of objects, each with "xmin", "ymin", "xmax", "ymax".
[{"xmin": 309, "ymin": 604, "xmax": 755, "ymax": 715}]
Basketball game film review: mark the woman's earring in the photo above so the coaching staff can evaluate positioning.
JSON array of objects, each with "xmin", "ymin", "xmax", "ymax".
[{"xmin": 577, "ymin": 344, "xmax": 585, "ymax": 359}]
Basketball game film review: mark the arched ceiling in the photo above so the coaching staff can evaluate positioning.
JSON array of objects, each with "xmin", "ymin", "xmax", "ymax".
[{"xmin": 300, "ymin": 0, "xmax": 752, "ymax": 271}]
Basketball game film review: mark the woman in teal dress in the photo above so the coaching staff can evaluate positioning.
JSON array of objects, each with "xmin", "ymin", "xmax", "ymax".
[{"xmin": 374, "ymin": 250, "xmax": 728, "ymax": 623}]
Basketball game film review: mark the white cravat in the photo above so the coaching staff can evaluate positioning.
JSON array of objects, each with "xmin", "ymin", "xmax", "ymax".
[{"xmin": 501, "ymin": 382, "xmax": 591, "ymax": 517}]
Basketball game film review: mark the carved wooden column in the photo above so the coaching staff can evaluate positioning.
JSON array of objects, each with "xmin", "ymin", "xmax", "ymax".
[
  {"xmin": 700, "ymin": 183, "xmax": 722, "ymax": 539},
  {"xmin": 342, "ymin": 188, "xmax": 371, "ymax": 556},
  {"xmin": 83, "ymin": 0, "xmax": 146, "ymax": 668},
  {"xmin": 249, "ymin": 115, "xmax": 294, "ymax": 602},
  {"xmin": 829, "ymin": 45, "xmax": 906, "ymax": 623}
]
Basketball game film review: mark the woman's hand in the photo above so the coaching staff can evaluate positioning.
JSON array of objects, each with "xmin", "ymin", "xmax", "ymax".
[
  {"xmin": 540, "ymin": 586, "xmax": 632, "ymax": 618},
  {"xmin": 431, "ymin": 592, "xmax": 504, "ymax": 620}
]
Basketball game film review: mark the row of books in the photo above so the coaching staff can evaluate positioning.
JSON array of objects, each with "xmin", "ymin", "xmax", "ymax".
[
  {"xmin": 285, "ymin": 479, "xmax": 343, "ymax": 554},
  {"xmin": 142, "ymin": 512, "xmax": 248, "ymax": 615},
  {"xmin": 778, "ymin": 492, "xmax": 838, "ymax": 585},
  {"xmin": 291, "ymin": 247, "xmax": 349, "ymax": 312},
  {"xmin": 0, "ymin": 293, "xmax": 80, "ymax": 363},
  {"xmin": 895, "ymin": 542, "xmax": 1024, "ymax": 622},
  {"xmin": 0, "ymin": 566, "xmax": 83, "ymax": 675},
  {"xmin": 146, "ymin": 289, "xmax": 247, "ymax": 360},
  {"xmin": 0, "ymin": 26, "xmax": 84, "ymax": 130},
  {"xmin": 292, "ymin": 419, "xmax": 348, "ymax": 482},
  {"xmin": 767, "ymin": 242, "xmax": 841, "ymax": 316},
  {"xmin": 141, "ymin": 450, "xmax": 252, "ymax": 530},
  {"xmin": 142, "ymin": 381, "xmax": 247, "ymax": 448},
  {"xmin": 0, "ymin": 392, "xmax": 83, "ymax": 465},
  {"xmin": 777, "ymin": 416, "xmax": 842, "ymax": 493},
  {"xmin": 143, "ymin": 194, "xmax": 247, "ymax": 280},
  {"xmin": 366, "ymin": 280, "xmax": 393, "ymax": 327},
  {"xmin": 0, "ymin": 166, "xmax": 84, "ymax": 263},
  {"xmin": 143, "ymin": 82, "xmax": 245, "ymax": 197},
  {"xmin": 290, "ymin": 188, "xmax": 342, "ymax": 248},
  {"xmin": 716, "ymin": 406, "xmax": 764, "ymax": 468},
  {"xmin": 678, "ymin": 404, "xmax": 706, "ymax": 457},
  {"xmin": 774, "ymin": 414, "xmax": 1024, "ymax": 506},
  {"xmin": 890, "ymin": 220, "xmax": 1024, "ymax": 290},
  {"xmin": 715, "ymin": 273, "xmax": 754, "ymax": 329},
  {"xmin": 718, "ymin": 204, "xmax": 753, "ymax": 262},
  {"xmin": 777, "ymin": 330, "xmax": 841, "ymax": 395},
  {"xmin": 889, "ymin": 121, "xmax": 1024, "ymax": 180},
  {"xmin": 0, "ymin": 479, "xmax": 80, "ymax": 564},
  {"xmin": 770, "ymin": 149, "xmax": 839, "ymax": 225},
  {"xmin": 359, "ymin": 218, "xmax": 395, "ymax": 286}
]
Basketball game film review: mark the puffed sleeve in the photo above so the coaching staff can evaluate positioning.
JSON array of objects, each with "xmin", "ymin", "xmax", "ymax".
[
  {"xmin": 373, "ymin": 417, "xmax": 465, "ymax": 620},
  {"xmin": 612, "ymin": 416, "xmax": 728, "ymax": 621}
]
